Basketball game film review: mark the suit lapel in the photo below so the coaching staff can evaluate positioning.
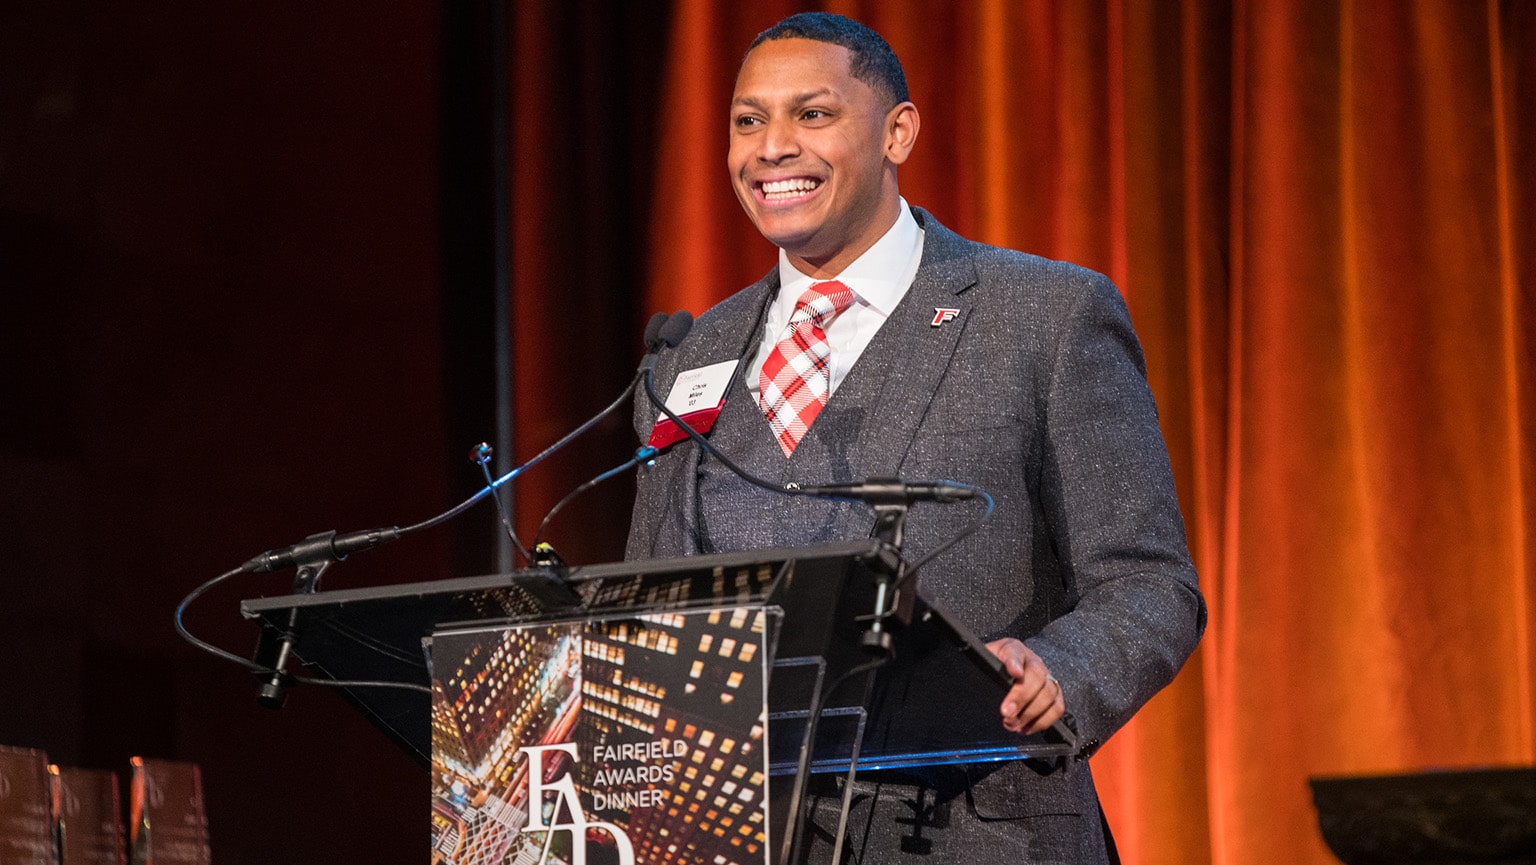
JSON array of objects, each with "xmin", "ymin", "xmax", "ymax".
[{"xmin": 840, "ymin": 212, "xmax": 979, "ymax": 479}]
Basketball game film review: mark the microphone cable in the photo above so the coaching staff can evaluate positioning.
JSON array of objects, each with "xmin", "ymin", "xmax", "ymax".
[
  {"xmin": 531, "ymin": 447, "xmax": 657, "ymax": 554},
  {"xmin": 173, "ymin": 566, "xmax": 431, "ymax": 694}
]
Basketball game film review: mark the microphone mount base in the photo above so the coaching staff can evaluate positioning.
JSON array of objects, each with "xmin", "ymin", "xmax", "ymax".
[
  {"xmin": 254, "ymin": 560, "xmax": 331, "ymax": 710},
  {"xmin": 255, "ymin": 669, "xmax": 296, "ymax": 710},
  {"xmin": 864, "ymin": 499, "xmax": 913, "ymax": 656}
]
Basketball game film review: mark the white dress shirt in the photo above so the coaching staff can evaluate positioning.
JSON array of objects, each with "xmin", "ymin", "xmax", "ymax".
[{"xmin": 746, "ymin": 199, "xmax": 926, "ymax": 400}]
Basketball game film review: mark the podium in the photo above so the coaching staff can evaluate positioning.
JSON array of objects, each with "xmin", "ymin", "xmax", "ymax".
[{"xmin": 242, "ymin": 540, "xmax": 1076, "ymax": 865}]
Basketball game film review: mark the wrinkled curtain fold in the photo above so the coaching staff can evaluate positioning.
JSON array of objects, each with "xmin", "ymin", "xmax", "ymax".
[{"xmin": 509, "ymin": 3, "xmax": 1534, "ymax": 862}]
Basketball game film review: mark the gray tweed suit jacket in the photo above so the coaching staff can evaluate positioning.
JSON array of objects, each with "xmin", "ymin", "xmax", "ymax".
[{"xmin": 627, "ymin": 207, "xmax": 1205, "ymax": 861}]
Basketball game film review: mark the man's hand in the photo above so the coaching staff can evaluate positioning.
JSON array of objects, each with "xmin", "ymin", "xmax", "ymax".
[{"xmin": 986, "ymin": 638, "xmax": 1065, "ymax": 734}]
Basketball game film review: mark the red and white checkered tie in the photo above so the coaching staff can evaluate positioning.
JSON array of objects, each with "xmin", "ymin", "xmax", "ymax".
[{"xmin": 759, "ymin": 280, "xmax": 856, "ymax": 457}]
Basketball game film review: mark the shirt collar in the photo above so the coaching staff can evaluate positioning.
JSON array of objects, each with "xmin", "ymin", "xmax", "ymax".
[{"xmin": 775, "ymin": 198, "xmax": 923, "ymax": 316}]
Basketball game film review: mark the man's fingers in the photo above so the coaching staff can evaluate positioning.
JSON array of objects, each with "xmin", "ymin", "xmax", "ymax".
[
  {"xmin": 987, "ymin": 637, "xmax": 1065, "ymax": 734},
  {"xmin": 1003, "ymin": 681, "xmax": 1064, "ymax": 733},
  {"xmin": 1018, "ymin": 677, "xmax": 1065, "ymax": 734},
  {"xmin": 986, "ymin": 638, "xmax": 1031, "ymax": 680}
]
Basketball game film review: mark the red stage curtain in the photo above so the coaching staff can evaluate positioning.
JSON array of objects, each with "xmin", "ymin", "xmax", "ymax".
[{"xmin": 512, "ymin": 2, "xmax": 1534, "ymax": 862}]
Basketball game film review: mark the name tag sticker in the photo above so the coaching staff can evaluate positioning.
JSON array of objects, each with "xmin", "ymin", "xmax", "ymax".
[{"xmin": 647, "ymin": 360, "xmax": 739, "ymax": 449}]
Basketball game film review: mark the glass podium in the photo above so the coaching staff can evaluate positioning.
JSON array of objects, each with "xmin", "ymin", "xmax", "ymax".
[{"xmin": 242, "ymin": 540, "xmax": 1077, "ymax": 865}]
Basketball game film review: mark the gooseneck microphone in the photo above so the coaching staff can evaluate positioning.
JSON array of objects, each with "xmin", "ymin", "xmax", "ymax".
[
  {"xmin": 527, "ymin": 310, "xmax": 695, "ymax": 559},
  {"xmin": 240, "ymin": 527, "xmax": 402, "ymax": 574},
  {"xmin": 645, "ymin": 310, "xmax": 693, "ymax": 363},
  {"xmin": 639, "ymin": 352, "xmax": 982, "ymax": 508},
  {"xmin": 234, "ymin": 310, "xmax": 697, "ymax": 577},
  {"xmin": 178, "ymin": 309, "xmax": 704, "ymax": 704},
  {"xmin": 791, "ymin": 478, "xmax": 978, "ymax": 504},
  {"xmin": 637, "ymin": 308, "xmax": 979, "ymax": 509}
]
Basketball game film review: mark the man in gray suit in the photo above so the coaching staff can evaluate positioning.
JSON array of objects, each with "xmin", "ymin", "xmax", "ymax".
[{"xmin": 628, "ymin": 12, "xmax": 1204, "ymax": 864}]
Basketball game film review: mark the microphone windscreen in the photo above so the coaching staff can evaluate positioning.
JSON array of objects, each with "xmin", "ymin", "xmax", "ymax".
[
  {"xmin": 643, "ymin": 311, "xmax": 670, "ymax": 350},
  {"xmin": 659, "ymin": 310, "xmax": 695, "ymax": 347}
]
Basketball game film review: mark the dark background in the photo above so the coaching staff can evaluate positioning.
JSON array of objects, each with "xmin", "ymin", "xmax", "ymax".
[{"xmin": 1, "ymin": 1, "xmax": 667, "ymax": 859}]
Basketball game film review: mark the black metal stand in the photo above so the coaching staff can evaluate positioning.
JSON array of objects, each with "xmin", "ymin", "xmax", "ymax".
[{"xmin": 254, "ymin": 551, "xmax": 332, "ymax": 709}]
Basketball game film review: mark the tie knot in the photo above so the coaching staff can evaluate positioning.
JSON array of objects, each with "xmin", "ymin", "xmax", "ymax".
[{"xmin": 791, "ymin": 280, "xmax": 856, "ymax": 327}]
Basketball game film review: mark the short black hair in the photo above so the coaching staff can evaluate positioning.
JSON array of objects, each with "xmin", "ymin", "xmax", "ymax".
[{"xmin": 747, "ymin": 12, "xmax": 909, "ymax": 106}]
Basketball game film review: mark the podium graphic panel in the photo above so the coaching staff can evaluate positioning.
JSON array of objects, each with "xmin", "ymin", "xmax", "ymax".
[{"xmin": 429, "ymin": 605, "xmax": 775, "ymax": 865}]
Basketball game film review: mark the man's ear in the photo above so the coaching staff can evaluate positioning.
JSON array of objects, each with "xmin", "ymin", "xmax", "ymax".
[{"xmin": 885, "ymin": 102, "xmax": 920, "ymax": 165}]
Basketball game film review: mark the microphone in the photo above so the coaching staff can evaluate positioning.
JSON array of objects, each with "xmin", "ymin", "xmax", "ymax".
[
  {"xmin": 241, "ymin": 527, "xmax": 401, "ymax": 574},
  {"xmin": 658, "ymin": 310, "xmax": 694, "ymax": 346},
  {"xmin": 791, "ymin": 478, "xmax": 978, "ymax": 505},
  {"xmin": 530, "ymin": 311, "xmax": 696, "ymax": 558},
  {"xmin": 640, "ymin": 310, "xmax": 692, "ymax": 360},
  {"xmin": 640, "ymin": 358, "xmax": 978, "ymax": 509},
  {"xmin": 179, "ymin": 309, "xmax": 708, "ymax": 712},
  {"xmin": 643, "ymin": 311, "xmax": 693, "ymax": 367},
  {"xmin": 642, "ymin": 310, "xmax": 669, "ymax": 350},
  {"xmin": 237, "ymin": 310, "xmax": 696, "ymax": 577},
  {"xmin": 481, "ymin": 308, "xmax": 689, "ymax": 512}
]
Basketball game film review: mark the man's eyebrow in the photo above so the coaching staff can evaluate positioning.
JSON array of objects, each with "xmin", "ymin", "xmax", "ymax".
[{"xmin": 730, "ymin": 89, "xmax": 838, "ymax": 110}]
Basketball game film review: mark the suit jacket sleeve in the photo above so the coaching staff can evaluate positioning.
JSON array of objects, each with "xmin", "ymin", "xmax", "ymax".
[{"xmin": 1022, "ymin": 269, "xmax": 1206, "ymax": 750}]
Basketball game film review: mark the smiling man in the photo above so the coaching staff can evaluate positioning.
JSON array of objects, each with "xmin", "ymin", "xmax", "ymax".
[
  {"xmin": 628, "ymin": 12, "xmax": 1205, "ymax": 864},
  {"xmin": 727, "ymin": 34, "xmax": 916, "ymax": 278}
]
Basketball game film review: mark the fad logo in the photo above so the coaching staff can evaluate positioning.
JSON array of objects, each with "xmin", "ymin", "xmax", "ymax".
[
  {"xmin": 520, "ymin": 744, "xmax": 635, "ymax": 865},
  {"xmin": 931, "ymin": 307, "xmax": 961, "ymax": 327}
]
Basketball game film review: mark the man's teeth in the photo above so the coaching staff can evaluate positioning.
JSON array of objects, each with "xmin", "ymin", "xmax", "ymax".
[{"xmin": 761, "ymin": 178, "xmax": 821, "ymax": 199}]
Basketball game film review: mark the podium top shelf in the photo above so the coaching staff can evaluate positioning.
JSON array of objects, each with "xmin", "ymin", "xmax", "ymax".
[
  {"xmin": 241, "ymin": 538, "xmax": 884, "ymax": 626},
  {"xmin": 237, "ymin": 540, "xmax": 889, "ymax": 764}
]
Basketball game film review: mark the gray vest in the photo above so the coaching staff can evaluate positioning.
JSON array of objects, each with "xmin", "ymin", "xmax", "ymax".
[{"xmin": 692, "ymin": 332, "xmax": 901, "ymax": 556}]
